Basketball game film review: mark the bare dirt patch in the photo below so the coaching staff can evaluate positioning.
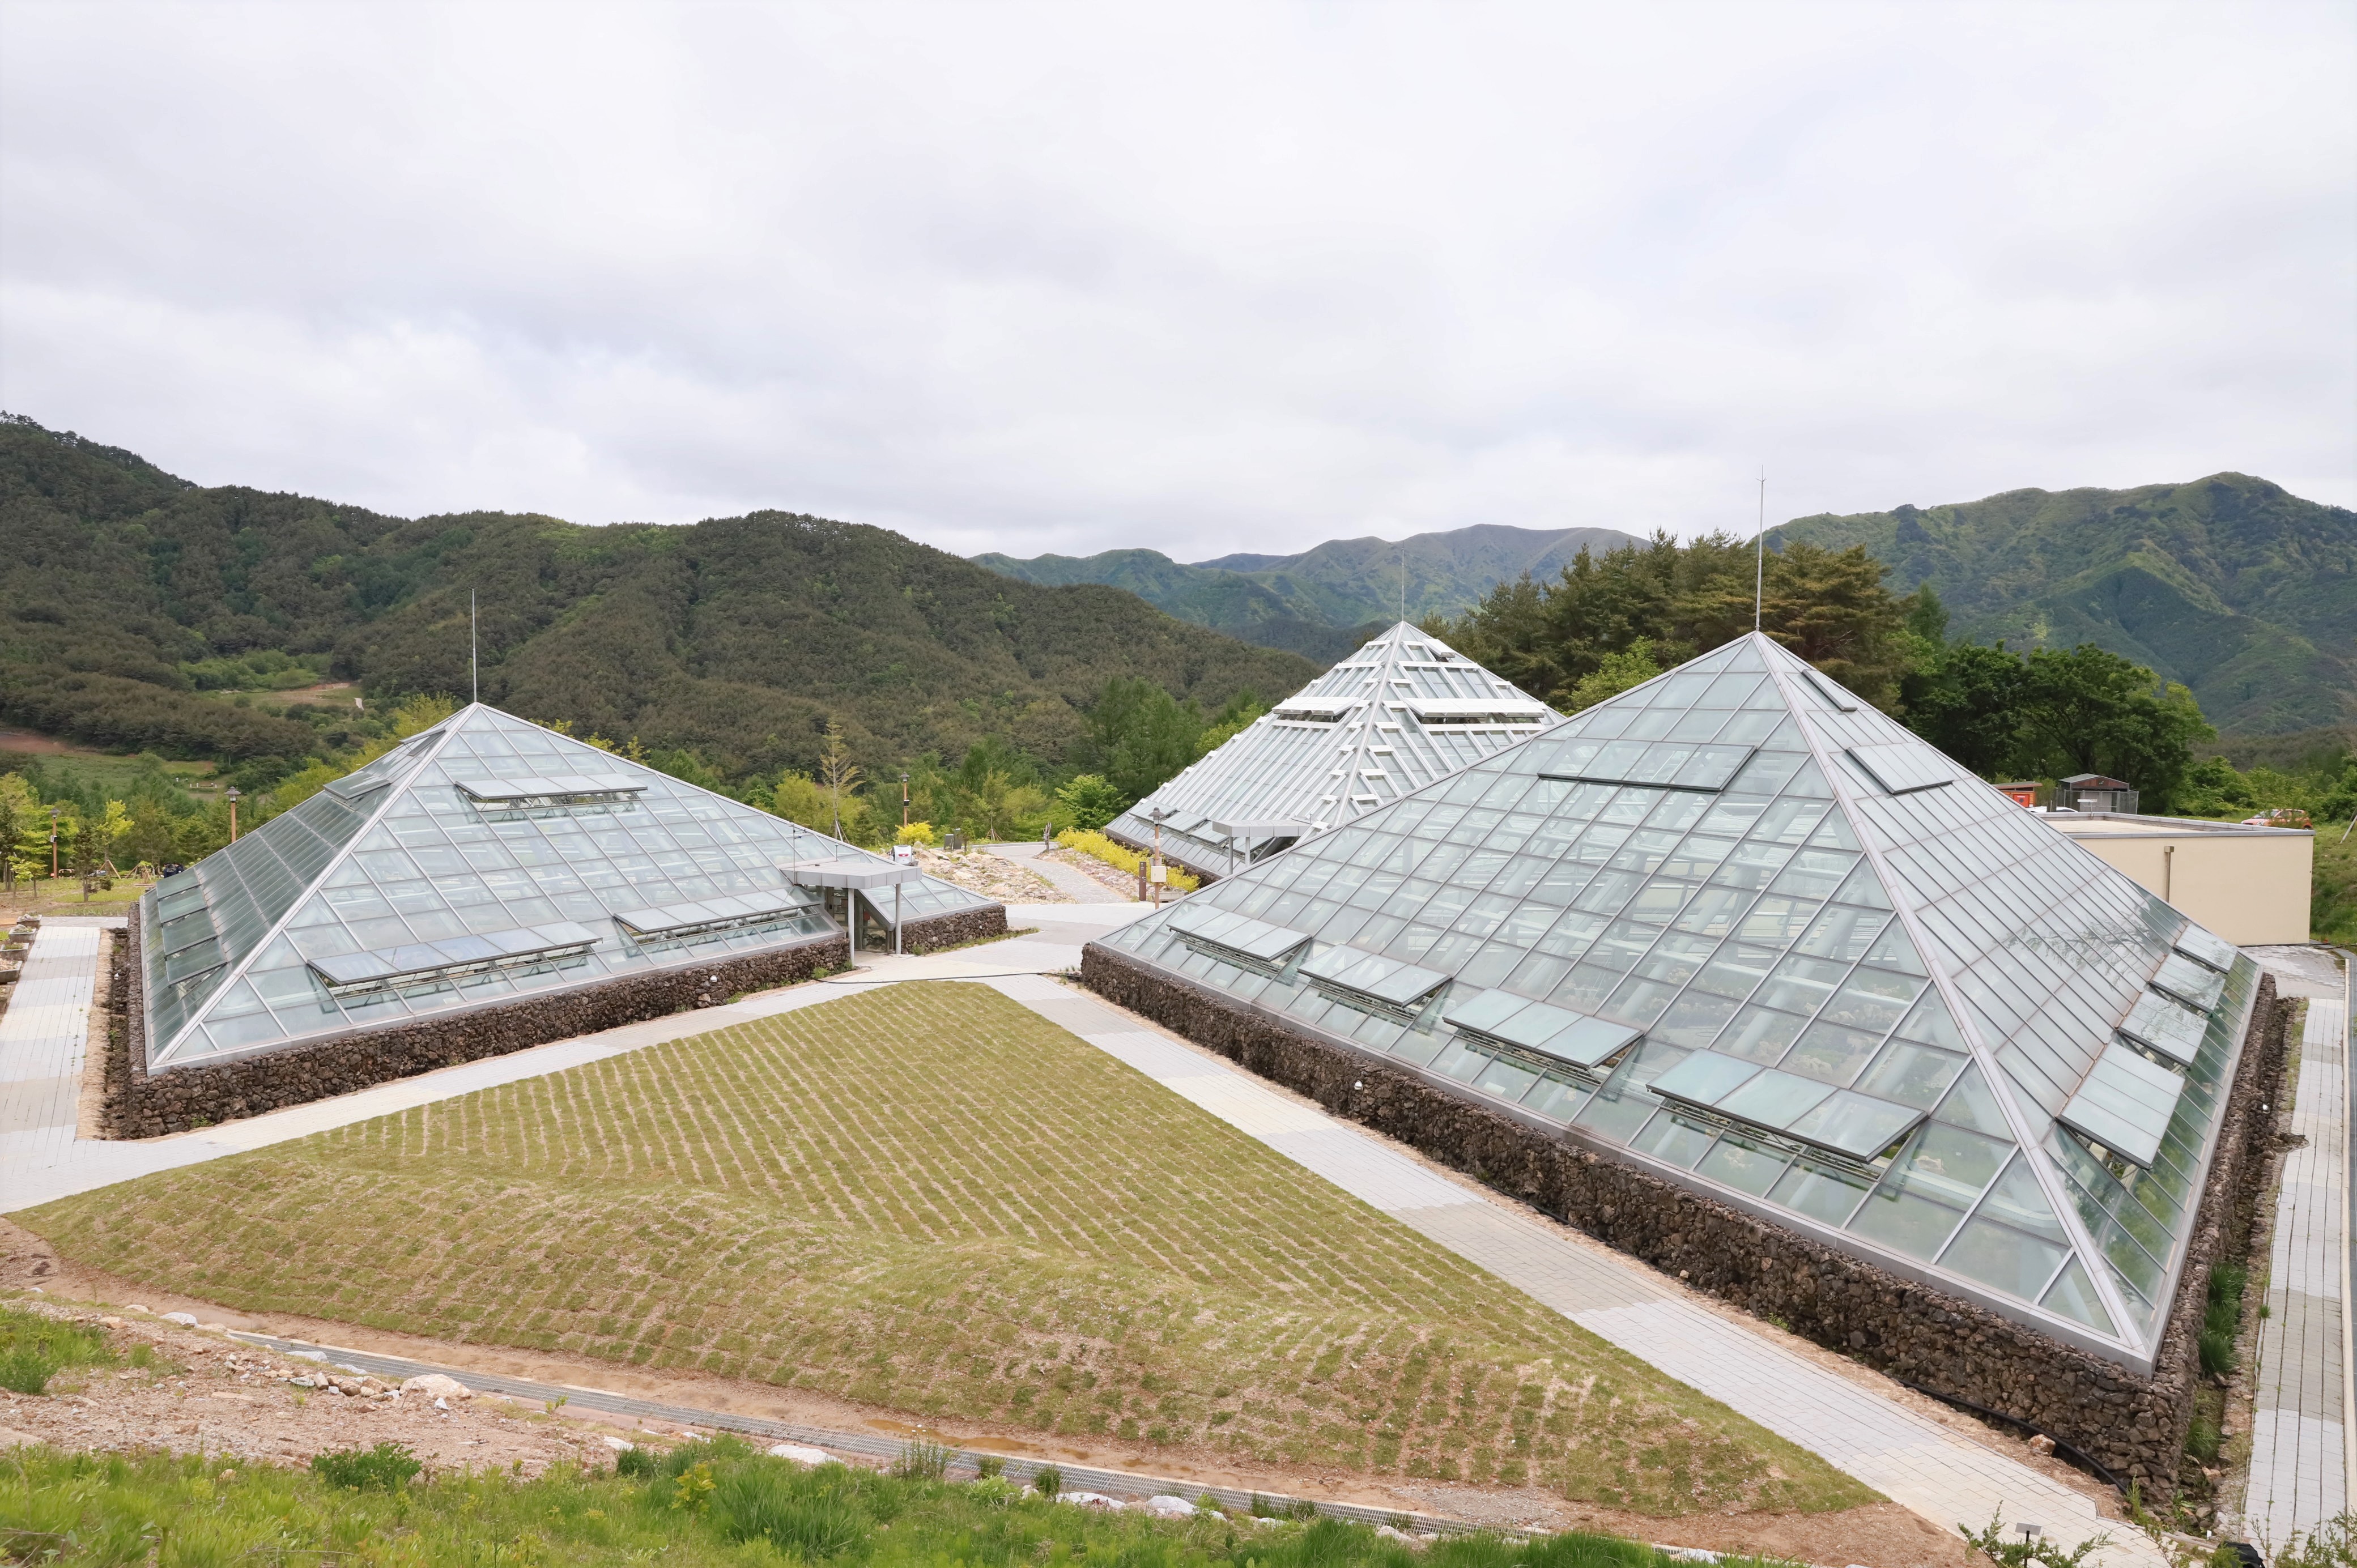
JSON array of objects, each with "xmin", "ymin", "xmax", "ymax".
[{"xmin": 912, "ymin": 845, "xmax": 1068, "ymax": 902}]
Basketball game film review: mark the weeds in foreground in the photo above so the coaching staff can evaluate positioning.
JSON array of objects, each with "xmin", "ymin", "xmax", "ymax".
[
  {"xmin": 310, "ymin": 1441, "xmax": 423, "ymax": 1492},
  {"xmin": 0, "ymin": 1303, "xmax": 113, "ymax": 1395},
  {"xmin": 1958, "ymin": 1511, "xmax": 2109, "ymax": 1566},
  {"xmin": 2199, "ymin": 1264, "xmax": 2248, "ymax": 1381},
  {"xmin": 0, "ymin": 1442, "xmax": 1814, "ymax": 1568},
  {"xmin": 891, "ymin": 1439, "xmax": 952, "ymax": 1482},
  {"xmin": 2265, "ymin": 1510, "xmax": 2357, "ymax": 1567}
]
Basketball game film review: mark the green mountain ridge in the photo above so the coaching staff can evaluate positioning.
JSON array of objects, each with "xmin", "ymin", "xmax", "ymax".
[
  {"xmin": 976, "ymin": 522, "xmax": 1643, "ymax": 661},
  {"xmin": 0, "ymin": 415, "xmax": 1317, "ymax": 776},
  {"xmin": 1769, "ymin": 473, "xmax": 2355, "ymax": 735}
]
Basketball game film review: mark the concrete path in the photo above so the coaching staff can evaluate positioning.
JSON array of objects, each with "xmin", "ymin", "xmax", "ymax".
[
  {"xmin": 2244, "ymin": 947, "xmax": 2355, "ymax": 1552},
  {"xmin": 984, "ymin": 840, "xmax": 1138, "ymax": 904},
  {"xmin": 2, "ymin": 900, "xmax": 2158, "ymax": 1561}
]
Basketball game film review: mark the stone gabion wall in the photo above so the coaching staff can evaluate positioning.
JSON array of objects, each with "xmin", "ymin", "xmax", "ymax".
[
  {"xmin": 1082, "ymin": 943, "xmax": 2292, "ymax": 1486},
  {"xmin": 110, "ymin": 922, "xmax": 849, "ymax": 1139},
  {"xmin": 900, "ymin": 904, "xmax": 1009, "ymax": 954}
]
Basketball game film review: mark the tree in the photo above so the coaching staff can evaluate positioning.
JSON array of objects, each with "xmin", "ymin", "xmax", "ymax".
[
  {"xmin": 2013, "ymin": 645, "xmax": 2212, "ymax": 811},
  {"xmin": 1899, "ymin": 641, "xmax": 2031, "ymax": 779},
  {"xmin": 1056, "ymin": 774, "xmax": 1127, "ymax": 831},
  {"xmin": 816, "ymin": 721, "xmax": 862, "ymax": 841},
  {"xmin": 1563, "ymin": 639, "xmax": 1661, "ymax": 712},
  {"xmin": 0, "ymin": 774, "xmax": 41, "ymax": 889},
  {"xmin": 1084, "ymin": 679, "xmax": 1202, "ymax": 804}
]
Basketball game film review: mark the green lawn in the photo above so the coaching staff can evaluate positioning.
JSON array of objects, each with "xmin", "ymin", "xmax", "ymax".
[
  {"xmin": 17, "ymin": 985, "xmax": 1872, "ymax": 1518},
  {"xmin": 0, "ymin": 1442, "xmax": 1809, "ymax": 1568}
]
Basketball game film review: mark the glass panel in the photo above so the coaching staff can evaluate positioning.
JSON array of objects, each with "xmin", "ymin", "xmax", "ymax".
[
  {"xmin": 1848, "ymin": 1185, "xmax": 1966, "ymax": 1261},
  {"xmin": 2041, "ymin": 1258, "xmax": 2119, "ymax": 1336}
]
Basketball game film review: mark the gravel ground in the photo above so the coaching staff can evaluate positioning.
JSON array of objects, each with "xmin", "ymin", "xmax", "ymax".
[{"xmin": 912, "ymin": 846, "xmax": 1069, "ymax": 902}]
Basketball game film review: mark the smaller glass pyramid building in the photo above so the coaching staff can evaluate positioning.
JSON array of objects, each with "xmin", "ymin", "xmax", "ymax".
[
  {"xmin": 1107, "ymin": 622, "xmax": 1560, "ymax": 879},
  {"xmin": 1094, "ymin": 632, "xmax": 2259, "ymax": 1371},
  {"xmin": 140, "ymin": 704, "xmax": 998, "ymax": 1071}
]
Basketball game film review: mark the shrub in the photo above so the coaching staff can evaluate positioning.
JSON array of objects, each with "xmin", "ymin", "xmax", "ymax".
[
  {"xmin": 1054, "ymin": 775, "xmax": 1128, "ymax": 832},
  {"xmin": 714, "ymin": 1462, "xmax": 873, "ymax": 1555},
  {"xmin": 615, "ymin": 1445, "xmax": 656, "ymax": 1478},
  {"xmin": 310, "ymin": 1441, "xmax": 422, "ymax": 1492},
  {"xmin": 969, "ymin": 1475, "xmax": 1019, "ymax": 1509},
  {"xmin": 896, "ymin": 821, "xmax": 939, "ymax": 847},
  {"xmin": 973, "ymin": 1454, "xmax": 1005, "ymax": 1479},
  {"xmin": 1032, "ymin": 1464, "xmax": 1062, "ymax": 1499},
  {"xmin": 1055, "ymin": 829, "xmax": 1199, "ymax": 891},
  {"xmin": 2186, "ymin": 1414, "xmax": 2222, "ymax": 1463}
]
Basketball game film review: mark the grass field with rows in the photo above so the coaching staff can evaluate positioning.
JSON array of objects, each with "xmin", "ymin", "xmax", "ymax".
[{"xmin": 18, "ymin": 985, "xmax": 1872, "ymax": 1518}]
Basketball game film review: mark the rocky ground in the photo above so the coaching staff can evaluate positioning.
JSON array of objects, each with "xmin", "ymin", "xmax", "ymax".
[
  {"xmin": 0, "ymin": 1297, "xmax": 669, "ymax": 1478},
  {"xmin": 912, "ymin": 845, "xmax": 1070, "ymax": 902}
]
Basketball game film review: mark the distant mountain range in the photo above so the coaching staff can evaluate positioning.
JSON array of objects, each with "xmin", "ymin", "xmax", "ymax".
[
  {"xmin": 0, "ymin": 415, "xmax": 1315, "ymax": 772},
  {"xmin": 1771, "ymin": 473, "xmax": 2355, "ymax": 736},
  {"xmin": 975, "ymin": 524, "xmax": 1643, "ymax": 662}
]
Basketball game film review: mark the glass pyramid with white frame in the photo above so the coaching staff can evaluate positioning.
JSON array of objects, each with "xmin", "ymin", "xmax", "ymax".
[
  {"xmin": 1095, "ymin": 631, "xmax": 2257, "ymax": 1370},
  {"xmin": 1107, "ymin": 622, "xmax": 1562, "ymax": 879},
  {"xmin": 141, "ymin": 704, "xmax": 997, "ymax": 1071}
]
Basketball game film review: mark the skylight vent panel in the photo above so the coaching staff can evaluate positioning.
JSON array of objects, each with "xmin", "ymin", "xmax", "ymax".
[
  {"xmin": 1536, "ymin": 739, "xmax": 1756, "ymax": 793},
  {"xmin": 1299, "ymin": 947, "xmax": 1449, "ymax": 1019},
  {"xmin": 2116, "ymin": 991, "xmax": 2205, "ymax": 1066},
  {"xmin": 612, "ymin": 891, "xmax": 819, "ymax": 945},
  {"xmin": 1442, "ymin": 988, "xmax": 1641, "ymax": 1070},
  {"xmin": 1274, "ymin": 701, "xmax": 1352, "ymax": 723},
  {"xmin": 1649, "ymin": 1049, "xmax": 1924, "ymax": 1162},
  {"xmin": 324, "ymin": 772, "xmax": 395, "ymax": 802},
  {"xmin": 1407, "ymin": 697, "xmax": 1552, "ymax": 726},
  {"xmin": 2172, "ymin": 928, "xmax": 2239, "ymax": 975},
  {"xmin": 2150, "ymin": 953, "xmax": 2226, "ymax": 1013},
  {"xmin": 455, "ymin": 772, "xmax": 648, "ymax": 809},
  {"xmin": 2059, "ymin": 1042, "xmax": 2186, "ymax": 1168},
  {"xmin": 1802, "ymin": 671, "xmax": 1860, "ymax": 711},
  {"xmin": 1844, "ymin": 744, "xmax": 1954, "ymax": 796},
  {"xmin": 307, "ymin": 921, "xmax": 603, "ymax": 1001},
  {"xmin": 1167, "ymin": 907, "xmax": 1310, "ymax": 975}
]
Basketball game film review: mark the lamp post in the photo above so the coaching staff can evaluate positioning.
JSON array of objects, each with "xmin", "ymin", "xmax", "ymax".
[
  {"xmin": 226, "ymin": 787, "xmax": 242, "ymax": 843},
  {"xmin": 49, "ymin": 804, "xmax": 59, "ymax": 880},
  {"xmin": 1146, "ymin": 807, "xmax": 1172, "ymax": 909},
  {"xmin": 900, "ymin": 773, "xmax": 910, "ymax": 829}
]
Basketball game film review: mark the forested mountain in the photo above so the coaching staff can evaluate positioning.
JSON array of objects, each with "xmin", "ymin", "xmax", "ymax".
[
  {"xmin": 976, "ymin": 522, "xmax": 1640, "ymax": 661},
  {"xmin": 1770, "ymin": 474, "xmax": 2355, "ymax": 735},
  {"xmin": 0, "ymin": 415, "xmax": 1316, "ymax": 778}
]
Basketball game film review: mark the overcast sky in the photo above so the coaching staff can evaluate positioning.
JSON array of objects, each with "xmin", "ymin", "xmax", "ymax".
[{"xmin": 2, "ymin": 2, "xmax": 2350, "ymax": 561}]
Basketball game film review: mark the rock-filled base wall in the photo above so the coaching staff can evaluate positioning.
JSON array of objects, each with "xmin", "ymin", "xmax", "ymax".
[
  {"xmin": 109, "ymin": 922, "xmax": 849, "ymax": 1139},
  {"xmin": 1082, "ymin": 943, "xmax": 2293, "ymax": 1486},
  {"xmin": 898, "ymin": 905, "xmax": 1009, "ymax": 954}
]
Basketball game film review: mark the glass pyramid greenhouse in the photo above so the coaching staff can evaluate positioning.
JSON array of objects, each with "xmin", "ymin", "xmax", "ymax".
[
  {"xmin": 140, "ymin": 704, "xmax": 997, "ymax": 1071},
  {"xmin": 1107, "ymin": 621, "xmax": 1561, "ymax": 879},
  {"xmin": 1095, "ymin": 631, "xmax": 2258, "ymax": 1370}
]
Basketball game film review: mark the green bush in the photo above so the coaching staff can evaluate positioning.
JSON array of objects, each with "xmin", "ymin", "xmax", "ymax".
[
  {"xmin": 310, "ymin": 1442, "xmax": 422, "ymax": 1492},
  {"xmin": 890, "ymin": 1439, "xmax": 951, "ymax": 1482},
  {"xmin": 1032, "ymin": 1463, "xmax": 1062, "ymax": 1498},
  {"xmin": 615, "ymin": 1445, "xmax": 657, "ymax": 1477}
]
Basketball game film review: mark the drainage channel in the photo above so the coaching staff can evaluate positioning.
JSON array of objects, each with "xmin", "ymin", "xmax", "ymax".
[{"xmin": 227, "ymin": 1330, "xmax": 1478, "ymax": 1537}]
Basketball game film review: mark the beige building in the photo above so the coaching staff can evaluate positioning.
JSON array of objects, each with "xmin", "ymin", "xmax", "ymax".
[{"xmin": 2048, "ymin": 812, "xmax": 2315, "ymax": 946}]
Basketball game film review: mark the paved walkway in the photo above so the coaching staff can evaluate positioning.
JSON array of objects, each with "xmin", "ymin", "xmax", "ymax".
[
  {"xmin": 1, "ymin": 904, "xmax": 2156, "ymax": 1561},
  {"xmin": 984, "ymin": 840, "xmax": 1140, "ymax": 904},
  {"xmin": 2244, "ymin": 947, "xmax": 2355, "ymax": 1551}
]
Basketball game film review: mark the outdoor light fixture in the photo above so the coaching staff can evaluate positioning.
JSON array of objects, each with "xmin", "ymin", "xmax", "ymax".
[{"xmin": 225, "ymin": 787, "xmax": 241, "ymax": 842}]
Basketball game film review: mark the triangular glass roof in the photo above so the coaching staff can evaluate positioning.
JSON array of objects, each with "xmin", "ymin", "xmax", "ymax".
[
  {"xmin": 1098, "ymin": 632, "xmax": 2260, "ymax": 1369},
  {"xmin": 1108, "ymin": 622, "xmax": 1562, "ymax": 877},
  {"xmin": 142, "ymin": 705, "xmax": 995, "ymax": 1070}
]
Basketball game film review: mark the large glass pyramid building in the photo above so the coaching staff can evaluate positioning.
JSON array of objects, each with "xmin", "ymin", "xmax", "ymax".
[
  {"xmin": 1107, "ymin": 622, "xmax": 1560, "ymax": 879},
  {"xmin": 1091, "ymin": 632, "xmax": 2259, "ymax": 1371},
  {"xmin": 139, "ymin": 704, "xmax": 999, "ymax": 1073}
]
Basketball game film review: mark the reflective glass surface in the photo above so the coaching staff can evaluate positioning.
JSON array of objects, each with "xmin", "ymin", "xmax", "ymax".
[
  {"xmin": 1100, "ymin": 631, "xmax": 2257, "ymax": 1364},
  {"xmin": 144, "ymin": 705, "xmax": 995, "ymax": 1067},
  {"xmin": 1108, "ymin": 623, "xmax": 1562, "ymax": 876}
]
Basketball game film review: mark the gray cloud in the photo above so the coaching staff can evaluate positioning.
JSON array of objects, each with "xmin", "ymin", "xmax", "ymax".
[{"xmin": 3, "ymin": 0, "xmax": 2350, "ymax": 560}]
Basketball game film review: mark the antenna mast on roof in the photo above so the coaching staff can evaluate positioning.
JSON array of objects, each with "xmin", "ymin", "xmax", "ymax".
[
  {"xmin": 470, "ymin": 590, "xmax": 478, "ymax": 705},
  {"xmin": 1753, "ymin": 468, "xmax": 1766, "ymax": 632}
]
